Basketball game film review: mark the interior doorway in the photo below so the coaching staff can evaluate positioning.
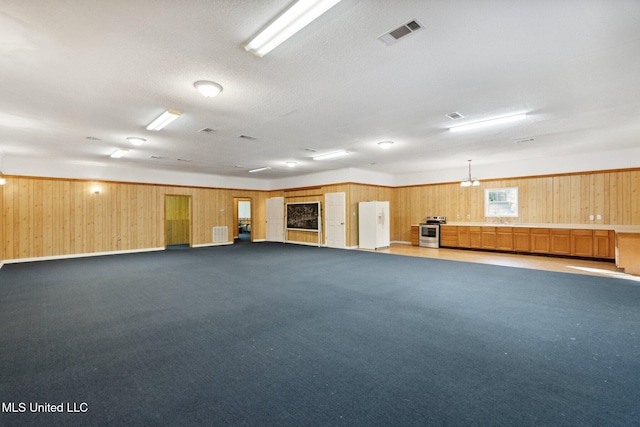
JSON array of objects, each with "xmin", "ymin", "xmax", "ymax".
[
  {"xmin": 234, "ymin": 197, "xmax": 252, "ymax": 242},
  {"xmin": 165, "ymin": 195, "xmax": 192, "ymax": 248}
]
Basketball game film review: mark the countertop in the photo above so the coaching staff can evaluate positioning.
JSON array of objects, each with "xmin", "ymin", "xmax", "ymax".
[{"xmin": 440, "ymin": 222, "xmax": 640, "ymax": 233}]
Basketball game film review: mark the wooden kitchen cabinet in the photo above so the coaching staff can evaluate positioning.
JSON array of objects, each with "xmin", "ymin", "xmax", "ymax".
[
  {"xmin": 469, "ymin": 226, "xmax": 482, "ymax": 248},
  {"xmin": 481, "ymin": 226, "xmax": 496, "ymax": 249},
  {"xmin": 531, "ymin": 228, "xmax": 550, "ymax": 253},
  {"xmin": 440, "ymin": 225, "xmax": 458, "ymax": 247},
  {"xmin": 550, "ymin": 229, "xmax": 571, "ymax": 255},
  {"xmin": 458, "ymin": 226, "xmax": 470, "ymax": 248},
  {"xmin": 410, "ymin": 225, "xmax": 420, "ymax": 246},
  {"xmin": 571, "ymin": 229, "xmax": 593, "ymax": 257},
  {"xmin": 593, "ymin": 230, "xmax": 615, "ymax": 258},
  {"xmin": 513, "ymin": 228, "xmax": 530, "ymax": 252},
  {"xmin": 496, "ymin": 227, "xmax": 514, "ymax": 251}
]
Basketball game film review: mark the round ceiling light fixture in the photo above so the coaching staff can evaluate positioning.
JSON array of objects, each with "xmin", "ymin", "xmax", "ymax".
[
  {"xmin": 127, "ymin": 137, "xmax": 147, "ymax": 146},
  {"xmin": 378, "ymin": 140, "xmax": 394, "ymax": 149},
  {"xmin": 286, "ymin": 161, "xmax": 297, "ymax": 167},
  {"xmin": 194, "ymin": 80, "xmax": 223, "ymax": 97}
]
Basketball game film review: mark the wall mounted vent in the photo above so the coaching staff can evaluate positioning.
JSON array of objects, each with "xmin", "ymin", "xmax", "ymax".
[
  {"xmin": 213, "ymin": 226, "xmax": 228, "ymax": 243},
  {"xmin": 378, "ymin": 19, "xmax": 424, "ymax": 46},
  {"xmin": 446, "ymin": 112, "xmax": 464, "ymax": 120}
]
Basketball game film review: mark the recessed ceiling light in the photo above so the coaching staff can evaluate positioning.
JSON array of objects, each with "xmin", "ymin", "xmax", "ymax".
[
  {"xmin": 312, "ymin": 150, "xmax": 349, "ymax": 160},
  {"xmin": 245, "ymin": 0, "xmax": 343, "ymax": 57},
  {"xmin": 286, "ymin": 161, "xmax": 297, "ymax": 167},
  {"xmin": 377, "ymin": 141, "xmax": 394, "ymax": 149},
  {"xmin": 194, "ymin": 81, "xmax": 223, "ymax": 98},
  {"xmin": 110, "ymin": 148, "xmax": 129, "ymax": 158},
  {"xmin": 449, "ymin": 113, "xmax": 527, "ymax": 133},
  {"xmin": 146, "ymin": 110, "xmax": 181, "ymax": 131},
  {"xmin": 249, "ymin": 166, "xmax": 272, "ymax": 173},
  {"xmin": 127, "ymin": 137, "xmax": 146, "ymax": 146}
]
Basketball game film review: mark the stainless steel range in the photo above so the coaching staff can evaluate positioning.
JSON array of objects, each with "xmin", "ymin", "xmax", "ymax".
[{"xmin": 419, "ymin": 216, "xmax": 446, "ymax": 248}]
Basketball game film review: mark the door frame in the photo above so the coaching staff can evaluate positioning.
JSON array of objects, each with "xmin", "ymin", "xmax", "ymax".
[{"xmin": 234, "ymin": 197, "xmax": 253, "ymax": 242}]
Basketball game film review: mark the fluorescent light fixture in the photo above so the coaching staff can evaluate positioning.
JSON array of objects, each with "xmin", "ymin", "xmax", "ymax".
[
  {"xmin": 146, "ymin": 110, "xmax": 181, "ymax": 131},
  {"xmin": 312, "ymin": 150, "xmax": 349, "ymax": 161},
  {"xmin": 378, "ymin": 141, "xmax": 394, "ymax": 149},
  {"xmin": 248, "ymin": 166, "xmax": 272, "ymax": 173},
  {"xmin": 110, "ymin": 148, "xmax": 129, "ymax": 158},
  {"xmin": 245, "ymin": 0, "xmax": 342, "ymax": 57},
  {"xmin": 449, "ymin": 113, "xmax": 527, "ymax": 133},
  {"xmin": 127, "ymin": 137, "xmax": 146, "ymax": 146},
  {"xmin": 194, "ymin": 81, "xmax": 223, "ymax": 97}
]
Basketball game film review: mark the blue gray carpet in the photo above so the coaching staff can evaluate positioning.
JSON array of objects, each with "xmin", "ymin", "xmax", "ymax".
[{"xmin": 1, "ymin": 243, "xmax": 639, "ymax": 426}]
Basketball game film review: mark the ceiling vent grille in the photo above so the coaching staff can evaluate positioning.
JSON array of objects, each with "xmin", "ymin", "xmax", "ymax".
[
  {"xmin": 199, "ymin": 127, "xmax": 215, "ymax": 133},
  {"xmin": 378, "ymin": 19, "xmax": 424, "ymax": 46},
  {"xmin": 446, "ymin": 112, "xmax": 464, "ymax": 120},
  {"xmin": 239, "ymin": 135, "xmax": 257, "ymax": 141}
]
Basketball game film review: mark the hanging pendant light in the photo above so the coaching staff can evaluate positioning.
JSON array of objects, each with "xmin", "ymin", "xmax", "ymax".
[{"xmin": 461, "ymin": 160, "xmax": 480, "ymax": 187}]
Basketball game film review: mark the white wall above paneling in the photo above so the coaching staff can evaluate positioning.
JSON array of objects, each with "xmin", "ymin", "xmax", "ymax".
[
  {"xmin": 2, "ymin": 155, "xmax": 271, "ymax": 191},
  {"xmin": 3, "ymin": 147, "xmax": 639, "ymax": 191}
]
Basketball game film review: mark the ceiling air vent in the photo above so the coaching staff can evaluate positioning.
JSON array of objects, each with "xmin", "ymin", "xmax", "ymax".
[
  {"xmin": 239, "ymin": 135, "xmax": 257, "ymax": 141},
  {"xmin": 378, "ymin": 19, "xmax": 424, "ymax": 46},
  {"xmin": 514, "ymin": 138, "xmax": 535, "ymax": 144},
  {"xmin": 199, "ymin": 127, "xmax": 215, "ymax": 133},
  {"xmin": 446, "ymin": 112, "xmax": 464, "ymax": 120}
]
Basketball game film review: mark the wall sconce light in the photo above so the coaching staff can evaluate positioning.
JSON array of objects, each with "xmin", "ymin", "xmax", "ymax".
[
  {"xmin": 0, "ymin": 178, "xmax": 6, "ymax": 185},
  {"xmin": 92, "ymin": 185, "xmax": 101, "ymax": 194}
]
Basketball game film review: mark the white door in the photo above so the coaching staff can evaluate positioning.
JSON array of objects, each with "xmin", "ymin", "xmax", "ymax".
[
  {"xmin": 325, "ymin": 192, "xmax": 346, "ymax": 248},
  {"xmin": 266, "ymin": 197, "xmax": 284, "ymax": 242}
]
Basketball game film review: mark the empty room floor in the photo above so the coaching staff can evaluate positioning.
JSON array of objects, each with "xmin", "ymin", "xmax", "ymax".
[{"xmin": 360, "ymin": 244, "xmax": 639, "ymax": 282}]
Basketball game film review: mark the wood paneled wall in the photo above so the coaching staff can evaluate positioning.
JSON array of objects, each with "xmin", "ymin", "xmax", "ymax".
[
  {"xmin": 392, "ymin": 170, "xmax": 640, "ymax": 242},
  {"xmin": 268, "ymin": 183, "xmax": 392, "ymax": 247},
  {"xmin": 2, "ymin": 169, "xmax": 639, "ymax": 261},
  {"xmin": 1, "ymin": 177, "xmax": 269, "ymax": 260}
]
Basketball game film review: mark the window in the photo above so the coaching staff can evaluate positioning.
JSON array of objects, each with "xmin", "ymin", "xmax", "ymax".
[{"xmin": 485, "ymin": 187, "xmax": 518, "ymax": 218}]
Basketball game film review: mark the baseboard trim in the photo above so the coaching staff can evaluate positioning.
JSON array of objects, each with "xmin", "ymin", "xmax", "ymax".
[
  {"xmin": 285, "ymin": 240, "xmax": 326, "ymax": 247},
  {"xmin": 391, "ymin": 240, "xmax": 411, "ymax": 245},
  {"xmin": 2, "ymin": 247, "xmax": 166, "ymax": 265},
  {"xmin": 192, "ymin": 242, "xmax": 234, "ymax": 248}
]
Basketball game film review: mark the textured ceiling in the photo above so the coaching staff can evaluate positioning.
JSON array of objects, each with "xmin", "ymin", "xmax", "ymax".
[{"xmin": 1, "ymin": 0, "xmax": 639, "ymax": 180}]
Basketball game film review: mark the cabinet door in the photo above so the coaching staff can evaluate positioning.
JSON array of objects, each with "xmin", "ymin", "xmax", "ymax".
[
  {"xmin": 496, "ymin": 227, "xmax": 513, "ymax": 251},
  {"xmin": 531, "ymin": 229, "xmax": 550, "ymax": 253},
  {"xmin": 513, "ymin": 228, "xmax": 530, "ymax": 252},
  {"xmin": 469, "ymin": 227, "xmax": 482, "ymax": 248},
  {"xmin": 593, "ymin": 230, "xmax": 614, "ymax": 258},
  {"xmin": 458, "ymin": 227, "xmax": 470, "ymax": 248},
  {"xmin": 550, "ymin": 229, "xmax": 571, "ymax": 255},
  {"xmin": 481, "ymin": 227, "xmax": 496, "ymax": 249},
  {"xmin": 571, "ymin": 229, "xmax": 593, "ymax": 257},
  {"xmin": 440, "ymin": 226, "xmax": 458, "ymax": 247}
]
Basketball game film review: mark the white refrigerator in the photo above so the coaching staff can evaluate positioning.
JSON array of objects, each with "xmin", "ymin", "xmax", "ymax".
[{"xmin": 358, "ymin": 201, "xmax": 390, "ymax": 250}]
